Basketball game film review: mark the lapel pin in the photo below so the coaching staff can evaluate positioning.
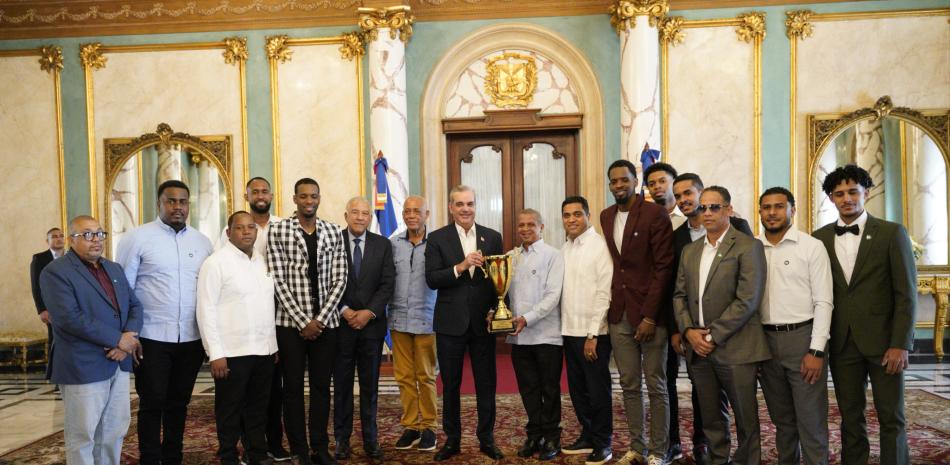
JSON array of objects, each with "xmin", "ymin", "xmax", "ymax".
[
  {"xmin": 866, "ymin": 235, "xmax": 871, "ymax": 240},
  {"xmin": 784, "ymin": 260, "xmax": 790, "ymax": 265},
  {"xmin": 480, "ymin": 237, "xmax": 485, "ymax": 242},
  {"xmin": 188, "ymin": 252, "xmax": 194, "ymax": 258},
  {"xmin": 717, "ymin": 253, "xmax": 722, "ymax": 258},
  {"xmin": 634, "ymin": 232, "xmax": 639, "ymax": 237}
]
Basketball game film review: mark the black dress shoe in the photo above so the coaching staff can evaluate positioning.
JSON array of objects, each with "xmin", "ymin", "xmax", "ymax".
[
  {"xmin": 518, "ymin": 438, "xmax": 541, "ymax": 458},
  {"xmin": 561, "ymin": 437, "xmax": 594, "ymax": 455},
  {"xmin": 479, "ymin": 442, "xmax": 504, "ymax": 460},
  {"xmin": 539, "ymin": 438, "xmax": 560, "ymax": 461},
  {"xmin": 310, "ymin": 450, "xmax": 338, "ymax": 465},
  {"xmin": 585, "ymin": 447, "xmax": 613, "ymax": 465},
  {"xmin": 333, "ymin": 442, "xmax": 350, "ymax": 460},
  {"xmin": 433, "ymin": 442, "xmax": 460, "ymax": 461},
  {"xmin": 693, "ymin": 444, "xmax": 711, "ymax": 465},
  {"xmin": 363, "ymin": 442, "xmax": 384, "ymax": 460},
  {"xmin": 394, "ymin": 429, "xmax": 421, "ymax": 450}
]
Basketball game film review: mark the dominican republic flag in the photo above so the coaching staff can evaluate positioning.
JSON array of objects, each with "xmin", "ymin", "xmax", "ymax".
[
  {"xmin": 640, "ymin": 144, "xmax": 661, "ymax": 189},
  {"xmin": 374, "ymin": 151, "xmax": 399, "ymax": 238}
]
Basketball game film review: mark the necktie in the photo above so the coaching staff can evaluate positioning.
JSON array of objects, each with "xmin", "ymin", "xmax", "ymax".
[
  {"xmin": 353, "ymin": 238, "xmax": 362, "ymax": 278},
  {"xmin": 835, "ymin": 224, "xmax": 859, "ymax": 236}
]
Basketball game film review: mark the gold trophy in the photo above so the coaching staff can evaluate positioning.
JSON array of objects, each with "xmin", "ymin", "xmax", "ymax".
[{"xmin": 480, "ymin": 254, "xmax": 515, "ymax": 334}]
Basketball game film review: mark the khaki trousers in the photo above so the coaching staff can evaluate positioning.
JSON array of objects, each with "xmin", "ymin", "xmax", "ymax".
[{"xmin": 391, "ymin": 330, "xmax": 438, "ymax": 431}]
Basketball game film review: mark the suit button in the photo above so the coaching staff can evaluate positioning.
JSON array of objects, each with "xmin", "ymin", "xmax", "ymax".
[
  {"xmin": 622, "ymin": 284, "xmax": 626, "ymax": 288},
  {"xmin": 114, "ymin": 314, "xmax": 119, "ymax": 319},
  {"xmin": 620, "ymin": 269, "xmax": 625, "ymax": 273}
]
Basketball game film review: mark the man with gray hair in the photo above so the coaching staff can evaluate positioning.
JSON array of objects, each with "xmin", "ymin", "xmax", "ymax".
[{"xmin": 503, "ymin": 208, "xmax": 565, "ymax": 461}]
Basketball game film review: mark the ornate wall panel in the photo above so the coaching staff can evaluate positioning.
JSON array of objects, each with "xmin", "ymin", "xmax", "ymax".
[
  {"xmin": 0, "ymin": 50, "xmax": 65, "ymax": 335},
  {"xmin": 665, "ymin": 19, "xmax": 760, "ymax": 227},
  {"xmin": 794, "ymin": 12, "xmax": 950, "ymax": 217},
  {"xmin": 86, "ymin": 43, "xmax": 247, "ymax": 230},
  {"xmin": 268, "ymin": 37, "xmax": 363, "ymax": 224}
]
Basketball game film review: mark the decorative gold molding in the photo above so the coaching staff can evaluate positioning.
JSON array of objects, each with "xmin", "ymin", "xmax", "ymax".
[
  {"xmin": 918, "ymin": 274, "xmax": 950, "ymax": 361},
  {"xmin": 339, "ymin": 31, "xmax": 367, "ymax": 61},
  {"xmin": 358, "ymin": 6, "xmax": 414, "ymax": 43},
  {"xmin": 658, "ymin": 16, "xmax": 686, "ymax": 45},
  {"xmin": 735, "ymin": 11, "xmax": 766, "ymax": 43},
  {"xmin": 79, "ymin": 42, "xmax": 106, "ymax": 70},
  {"xmin": 785, "ymin": 9, "xmax": 814, "ymax": 39},
  {"xmin": 483, "ymin": 52, "xmax": 538, "ymax": 108},
  {"xmin": 609, "ymin": 0, "xmax": 669, "ymax": 33},
  {"xmin": 222, "ymin": 36, "xmax": 249, "ymax": 64},
  {"xmin": 265, "ymin": 35, "xmax": 293, "ymax": 63},
  {"xmin": 38, "ymin": 45, "xmax": 63, "ymax": 73}
]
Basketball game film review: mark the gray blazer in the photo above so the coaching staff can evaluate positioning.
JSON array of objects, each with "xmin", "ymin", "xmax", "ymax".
[{"xmin": 673, "ymin": 225, "xmax": 770, "ymax": 365}]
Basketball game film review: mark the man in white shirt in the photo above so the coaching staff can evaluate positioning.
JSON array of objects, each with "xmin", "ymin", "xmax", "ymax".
[
  {"xmin": 559, "ymin": 196, "xmax": 614, "ymax": 465},
  {"xmin": 757, "ymin": 187, "xmax": 833, "ymax": 465},
  {"xmin": 197, "ymin": 211, "xmax": 278, "ymax": 465}
]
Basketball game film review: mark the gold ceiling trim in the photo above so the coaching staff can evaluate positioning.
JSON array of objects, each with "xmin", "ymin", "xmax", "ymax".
[
  {"xmin": 38, "ymin": 45, "xmax": 63, "ymax": 72},
  {"xmin": 609, "ymin": 0, "xmax": 670, "ymax": 33},
  {"xmin": 358, "ymin": 5, "xmax": 415, "ymax": 43},
  {"xmin": 266, "ymin": 35, "xmax": 293, "ymax": 63},
  {"xmin": 223, "ymin": 37, "xmax": 249, "ymax": 64}
]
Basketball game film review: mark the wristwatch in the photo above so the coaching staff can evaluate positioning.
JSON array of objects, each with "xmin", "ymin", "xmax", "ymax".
[
  {"xmin": 586, "ymin": 334, "xmax": 597, "ymax": 340},
  {"xmin": 703, "ymin": 333, "xmax": 713, "ymax": 343},
  {"xmin": 808, "ymin": 349, "xmax": 825, "ymax": 358}
]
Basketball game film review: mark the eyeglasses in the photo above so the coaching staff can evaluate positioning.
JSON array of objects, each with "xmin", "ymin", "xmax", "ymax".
[
  {"xmin": 70, "ymin": 231, "xmax": 108, "ymax": 241},
  {"xmin": 696, "ymin": 204, "xmax": 728, "ymax": 214}
]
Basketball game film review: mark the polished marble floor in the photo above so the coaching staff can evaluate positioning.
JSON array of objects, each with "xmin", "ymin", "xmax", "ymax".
[{"xmin": 0, "ymin": 361, "xmax": 947, "ymax": 456}]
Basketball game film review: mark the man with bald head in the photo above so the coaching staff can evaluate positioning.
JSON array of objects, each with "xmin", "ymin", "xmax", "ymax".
[
  {"xmin": 41, "ymin": 215, "xmax": 143, "ymax": 465},
  {"xmin": 333, "ymin": 196, "xmax": 395, "ymax": 460},
  {"xmin": 389, "ymin": 195, "xmax": 439, "ymax": 452}
]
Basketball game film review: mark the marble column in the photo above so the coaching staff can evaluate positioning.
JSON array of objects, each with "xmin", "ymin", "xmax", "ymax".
[
  {"xmin": 359, "ymin": 6, "xmax": 413, "ymax": 233},
  {"xmin": 611, "ymin": 1, "xmax": 667, "ymax": 167}
]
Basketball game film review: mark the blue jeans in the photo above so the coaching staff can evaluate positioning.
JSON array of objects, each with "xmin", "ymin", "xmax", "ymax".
[{"xmin": 61, "ymin": 366, "xmax": 131, "ymax": 465}]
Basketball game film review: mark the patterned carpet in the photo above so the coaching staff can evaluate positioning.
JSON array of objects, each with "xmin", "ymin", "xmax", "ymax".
[{"xmin": 2, "ymin": 390, "xmax": 948, "ymax": 464}]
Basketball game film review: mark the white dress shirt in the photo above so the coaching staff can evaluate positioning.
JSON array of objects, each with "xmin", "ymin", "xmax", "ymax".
[
  {"xmin": 670, "ymin": 206, "xmax": 687, "ymax": 230},
  {"xmin": 560, "ymin": 227, "xmax": 613, "ymax": 337},
  {"xmin": 834, "ymin": 210, "xmax": 868, "ymax": 284},
  {"xmin": 698, "ymin": 225, "xmax": 730, "ymax": 327},
  {"xmin": 688, "ymin": 221, "xmax": 706, "ymax": 242},
  {"xmin": 613, "ymin": 210, "xmax": 629, "ymax": 252},
  {"xmin": 196, "ymin": 241, "xmax": 278, "ymax": 361},
  {"xmin": 215, "ymin": 214, "xmax": 282, "ymax": 259},
  {"xmin": 453, "ymin": 223, "xmax": 478, "ymax": 278},
  {"xmin": 758, "ymin": 227, "xmax": 834, "ymax": 351},
  {"xmin": 506, "ymin": 240, "xmax": 564, "ymax": 346}
]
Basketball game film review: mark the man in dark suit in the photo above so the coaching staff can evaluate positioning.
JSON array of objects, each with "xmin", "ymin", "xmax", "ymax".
[
  {"xmin": 673, "ymin": 186, "xmax": 769, "ymax": 465},
  {"xmin": 600, "ymin": 159, "xmax": 674, "ymax": 465},
  {"xmin": 30, "ymin": 226, "xmax": 66, "ymax": 375},
  {"xmin": 666, "ymin": 173, "xmax": 752, "ymax": 464},
  {"xmin": 334, "ymin": 197, "xmax": 395, "ymax": 461},
  {"xmin": 812, "ymin": 165, "xmax": 916, "ymax": 465},
  {"xmin": 424, "ymin": 185, "xmax": 503, "ymax": 461},
  {"xmin": 41, "ymin": 215, "xmax": 143, "ymax": 465}
]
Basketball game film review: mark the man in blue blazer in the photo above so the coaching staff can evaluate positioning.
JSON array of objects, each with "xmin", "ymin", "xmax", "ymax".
[{"xmin": 41, "ymin": 215, "xmax": 143, "ymax": 465}]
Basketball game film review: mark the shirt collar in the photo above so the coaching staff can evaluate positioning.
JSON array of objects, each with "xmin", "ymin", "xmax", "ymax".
[
  {"xmin": 50, "ymin": 248, "xmax": 63, "ymax": 258},
  {"xmin": 758, "ymin": 225, "xmax": 800, "ymax": 247},
  {"xmin": 348, "ymin": 229, "xmax": 367, "ymax": 243},
  {"xmin": 568, "ymin": 226, "xmax": 596, "ymax": 245},
  {"xmin": 455, "ymin": 223, "xmax": 476, "ymax": 238},
  {"xmin": 521, "ymin": 239, "xmax": 545, "ymax": 254},
  {"xmin": 705, "ymin": 225, "xmax": 730, "ymax": 248},
  {"xmin": 688, "ymin": 220, "xmax": 705, "ymax": 233},
  {"xmin": 224, "ymin": 240, "xmax": 255, "ymax": 261},
  {"xmin": 670, "ymin": 205, "xmax": 685, "ymax": 219},
  {"xmin": 154, "ymin": 217, "xmax": 188, "ymax": 235},
  {"xmin": 397, "ymin": 227, "xmax": 429, "ymax": 243},
  {"xmin": 836, "ymin": 210, "xmax": 868, "ymax": 229}
]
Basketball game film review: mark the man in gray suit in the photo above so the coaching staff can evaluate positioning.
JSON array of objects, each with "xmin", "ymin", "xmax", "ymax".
[
  {"xmin": 812, "ymin": 165, "xmax": 916, "ymax": 465},
  {"xmin": 673, "ymin": 186, "xmax": 769, "ymax": 465}
]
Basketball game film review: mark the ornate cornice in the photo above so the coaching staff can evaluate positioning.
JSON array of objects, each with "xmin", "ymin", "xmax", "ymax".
[
  {"xmin": 222, "ymin": 36, "xmax": 248, "ymax": 64},
  {"xmin": 658, "ymin": 16, "xmax": 686, "ymax": 45},
  {"xmin": 265, "ymin": 35, "xmax": 293, "ymax": 63},
  {"xmin": 358, "ymin": 6, "xmax": 414, "ymax": 43},
  {"xmin": 79, "ymin": 42, "xmax": 106, "ymax": 70},
  {"xmin": 735, "ymin": 11, "xmax": 766, "ymax": 42},
  {"xmin": 785, "ymin": 9, "xmax": 814, "ymax": 39},
  {"xmin": 38, "ymin": 45, "xmax": 63, "ymax": 73},
  {"xmin": 339, "ymin": 31, "xmax": 367, "ymax": 61},
  {"xmin": 609, "ymin": 0, "xmax": 670, "ymax": 33}
]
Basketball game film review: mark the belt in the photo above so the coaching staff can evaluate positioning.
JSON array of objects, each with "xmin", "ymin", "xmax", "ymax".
[{"xmin": 762, "ymin": 319, "xmax": 813, "ymax": 332}]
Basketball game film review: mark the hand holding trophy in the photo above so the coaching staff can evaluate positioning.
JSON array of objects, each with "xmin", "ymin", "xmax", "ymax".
[{"xmin": 479, "ymin": 253, "xmax": 515, "ymax": 334}]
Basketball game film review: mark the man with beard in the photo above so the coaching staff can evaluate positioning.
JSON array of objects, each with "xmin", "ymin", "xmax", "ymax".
[
  {"xmin": 117, "ymin": 180, "xmax": 214, "ymax": 465},
  {"xmin": 214, "ymin": 177, "xmax": 289, "ymax": 461},
  {"xmin": 756, "ymin": 187, "xmax": 833, "ymax": 465},
  {"xmin": 267, "ymin": 178, "xmax": 348, "ymax": 465},
  {"xmin": 644, "ymin": 163, "xmax": 686, "ymax": 230}
]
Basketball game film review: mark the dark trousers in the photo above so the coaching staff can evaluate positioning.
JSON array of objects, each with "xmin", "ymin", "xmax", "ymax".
[
  {"xmin": 333, "ymin": 327, "xmax": 383, "ymax": 446},
  {"xmin": 563, "ymin": 335, "xmax": 613, "ymax": 449},
  {"xmin": 266, "ymin": 357, "xmax": 286, "ymax": 451},
  {"xmin": 135, "ymin": 338, "xmax": 206, "ymax": 465},
  {"xmin": 215, "ymin": 355, "xmax": 275, "ymax": 465},
  {"xmin": 830, "ymin": 331, "xmax": 908, "ymax": 465},
  {"xmin": 436, "ymin": 328, "xmax": 497, "ymax": 445},
  {"xmin": 511, "ymin": 343, "xmax": 562, "ymax": 443},
  {"xmin": 44, "ymin": 323, "xmax": 53, "ymax": 380},
  {"xmin": 276, "ymin": 326, "xmax": 337, "ymax": 457},
  {"xmin": 670, "ymin": 342, "xmax": 729, "ymax": 449},
  {"xmin": 689, "ymin": 357, "xmax": 760, "ymax": 465}
]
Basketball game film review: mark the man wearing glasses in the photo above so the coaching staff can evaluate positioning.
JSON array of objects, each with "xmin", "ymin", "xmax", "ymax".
[
  {"xmin": 41, "ymin": 216, "xmax": 143, "ymax": 465},
  {"xmin": 117, "ymin": 180, "xmax": 214, "ymax": 465},
  {"xmin": 672, "ymin": 186, "xmax": 769, "ymax": 465}
]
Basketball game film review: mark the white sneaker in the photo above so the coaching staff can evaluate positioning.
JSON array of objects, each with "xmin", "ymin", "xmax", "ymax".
[
  {"xmin": 619, "ymin": 450, "xmax": 646, "ymax": 465},
  {"xmin": 647, "ymin": 454, "xmax": 668, "ymax": 465}
]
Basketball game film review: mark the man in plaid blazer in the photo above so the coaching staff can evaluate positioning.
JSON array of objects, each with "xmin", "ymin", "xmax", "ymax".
[{"xmin": 267, "ymin": 178, "xmax": 348, "ymax": 465}]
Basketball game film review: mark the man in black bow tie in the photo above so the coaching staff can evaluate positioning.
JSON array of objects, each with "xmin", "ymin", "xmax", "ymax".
[{"xmin": 812, "ymin": 164, "xmax": 916, "ymax": 465}]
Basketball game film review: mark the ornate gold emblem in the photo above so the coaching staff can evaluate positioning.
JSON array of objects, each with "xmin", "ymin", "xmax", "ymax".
[
  {"xmin": 339, "ymin": 31, "xmax": 367, "ymax": 61},
  {"xmin": 79, "ymin": 42, "xmax": 106, "ymax": 70},
  {"xmin": 735, "ymin": 12, "xmax": 766, "ymax": 43},
  {"xmin": 609, "ymin": 0, "xmax": 669, "ymax": 34},
  {"xmin": 658, "ymin": 16, "xmax": 686, "ymax": 45},
  {"xmin": 785, "ymin": 10, "xmax": 814, "ymax": 40},
  {"xmin": 38, "ymin": 45, "xmax": 63, "ymax": 73},
  {"xmin": 484, "ymin": 52, "xmax": 538, "ymax": 108},
  {"xmin": 222, "ymin": 37, "xmax": 248, "ymax": 64},
  {"xmin": 265, "ymin": 35, "xmax": 293, "ymax": 63},
  {"xmin": 358, "ymin": 6, "xmax": 414, "ymax": 43}
]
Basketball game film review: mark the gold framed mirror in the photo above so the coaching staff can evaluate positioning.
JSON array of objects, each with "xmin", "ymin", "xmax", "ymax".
[
  {"xmin": 806, "ymin": 96, "xmax": 950, "ymax": 271},
  {"xmin": 104, "ymin": 123, "xmax": 233, "ymax": 256}
]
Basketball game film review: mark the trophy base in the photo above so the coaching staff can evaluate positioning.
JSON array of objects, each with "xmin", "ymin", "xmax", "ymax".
[{"xmin": 489, "ymin": 318, "xmax": 515, "ymax": 334}]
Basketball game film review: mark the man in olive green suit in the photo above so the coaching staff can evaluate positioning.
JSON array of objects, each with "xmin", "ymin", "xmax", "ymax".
[
  {"xmin": 673, "ymin": 186, "xmax": 770, "ymax": 465},
  {"xmin": 813, "ymin": 165, "xmax": 916, "ymax": 465}
]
